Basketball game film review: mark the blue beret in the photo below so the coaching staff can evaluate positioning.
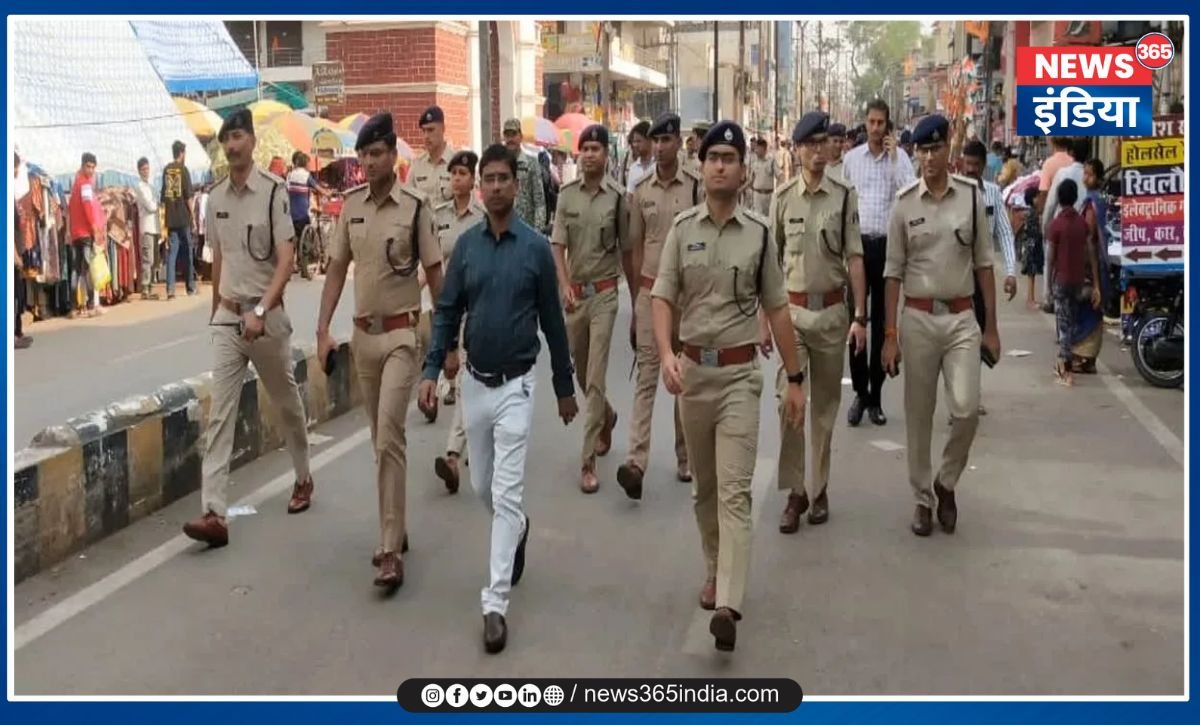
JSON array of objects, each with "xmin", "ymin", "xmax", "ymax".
[
  {"xmin": 828, "ymin": 122, "xmax": 847, "ymax": 138},
  {"xmin": 649, "ymin": 112, "xmax": 681, "ymax": 138},
  {"xmin": 356, "ymin": 112, "xmax": 397, "ymax": 151},
  {"xmin": 419, "ymin": 106, "xmax": 444, "ymax": 127},
  {"xmin": 791, "ymin": 111, "xmax": 830, "ymax": 144},
  {"xmin": 579, "ymin": 124, "xmax": 610, "ymax": 147},
  {"xmin": 911, "ymin": 115, "xmax": 950, "ymax": 146},
  {"xmin": 218, "ymin": 108, "xmax": 253, "ymax": 142},
  {"xmin": 448, "ymin": 150, "xmax": 479, "ymax": 173},
  {"xmin": 699, "ymin": 120, "xmax": 746, "ymax": 162}
]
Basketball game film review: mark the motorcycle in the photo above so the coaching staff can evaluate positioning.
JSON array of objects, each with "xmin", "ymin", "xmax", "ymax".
[{"xmin": 1126, "ymin": 273, "xmax": 1184, "ymax": 389}]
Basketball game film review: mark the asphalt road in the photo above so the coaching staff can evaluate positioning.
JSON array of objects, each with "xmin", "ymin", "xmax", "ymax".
[{"xmin": 13, "ymin": 289, "xmax": 1185, "ymax": 696}]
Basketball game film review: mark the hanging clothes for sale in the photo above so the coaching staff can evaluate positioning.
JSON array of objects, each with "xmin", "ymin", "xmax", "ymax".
[{"xmin": 99, "ymin": 186, "xmax": 138, "ymax": 299}]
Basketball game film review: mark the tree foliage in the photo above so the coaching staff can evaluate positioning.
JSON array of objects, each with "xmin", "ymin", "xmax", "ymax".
[{"xmin": 841, "ymin": 21, "xmax": 923, "ymax": 117}]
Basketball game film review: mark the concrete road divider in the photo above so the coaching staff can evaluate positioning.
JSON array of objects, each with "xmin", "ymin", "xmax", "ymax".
[{"xmin": 14, "ymin": 341, "xmax": 360, "ymax": 583}]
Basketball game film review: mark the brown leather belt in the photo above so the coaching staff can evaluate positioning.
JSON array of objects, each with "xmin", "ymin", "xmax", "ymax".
[
  {"xmin": 639, "ymin": 275, "xmax": 656, "ymax": 291},
  {"xmin": 753, "ymin": 188, "xmax": 774, "ymax": 194},
  {"xmin": 682, "ymin": 343, "xmax": 757, "ymax": 367},
  {"xmin": 354, "ymin": 311, "xmax": 418, "ymax": 334},
  {"xmin": 788, "ymin": 289, "xmax": 845, "ymax": 311},
  {"xmin": 220, "ymin": 297, "xmax": 281, "ymax": 315},
  {"xmin": 904, "ymin": 296, "xmax": 974, "ymax": 315},
  {"xmin": 571, "ymin": 276, "xmax": 620, "ymax": 299}
]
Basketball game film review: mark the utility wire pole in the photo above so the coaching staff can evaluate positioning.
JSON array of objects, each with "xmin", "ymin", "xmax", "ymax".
[
  {"xmin": 478, "ymin": 21, "xmax": 492, "ymax": 143},
  {"xmin": 600, "ymin": 22, "xmax": 611, "ymax": 127},
  {"xmin": 712, "ymin": 21, "xmax": 720, "ymax": 120}
]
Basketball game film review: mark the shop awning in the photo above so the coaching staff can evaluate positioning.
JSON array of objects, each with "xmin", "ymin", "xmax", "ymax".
[
  {"xmin": 13, "ymin": 19, "xmax": 212, "ymax": 187},
  {"xmin": 131, "ymin": 20, "xmax": 258, "ymax": 94}
]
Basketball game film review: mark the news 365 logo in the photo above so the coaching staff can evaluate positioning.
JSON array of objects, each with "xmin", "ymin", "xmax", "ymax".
[{"xmin": 1016, "ymin": 33, "xmax": 1172, "ymax": 137}]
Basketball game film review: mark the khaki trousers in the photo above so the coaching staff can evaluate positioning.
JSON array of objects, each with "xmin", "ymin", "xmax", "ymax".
[
  {"xmin": 775, "ymin": 304, "xmax": 848, "ymax": 495},
  {"xmin": 678, "ymin": 355, "xmax": 763, "ymax": 615},
  {"xmin": 752, "ymin": 191, "xmax": 772, "ymax": 216},
  {"xmin": 351, "ymin": 326, "xmax": 420, "ymax": 554},
  {"xmin": 202, "ymin": 307, "xmax": 310, "ymax": 517},
  {"xmin": 899, "ymin": 307, "xmax": 982, "ymax": 507},
  {"xmin": 627, "ymin": 291, "xmax": 688, "ymax": 472},
  {"xmin": 445, "ymin": 319, "xmax": 468, "ymax": 458},
  {"xmin": 565, "ymin": 287, "xmax": 618, "ymax": 470}
]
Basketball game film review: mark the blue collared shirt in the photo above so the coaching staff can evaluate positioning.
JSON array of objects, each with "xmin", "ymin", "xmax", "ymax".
[{"xmin": 423, "ymin": 214, "xmax": 575, "ymax": 400}]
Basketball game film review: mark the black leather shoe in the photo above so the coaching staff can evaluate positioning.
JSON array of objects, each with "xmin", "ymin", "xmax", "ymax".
[
  {"xmin": 483, "ymin": 612, "xmax": 507, "ymax": 654},
  {"xmin": 616, "ymin": 463, "xmax": 644, "ymax": 500},
  {"xmin": 807, "ymin": 489, "xmax": 829, "ymax": 525},
  {"xmin": 710, "ymin": 608, "xmax": 739, "ymax": 652},
  {"xmin": 778, "ymin": 492, "xmax": 808, "ymax": 534},
  {"xmin": 847, "ymin": 396, "xmax": 866, "ymax": 427},
  {"xmin": 912, "ymin": 505, "xmax": 933, "ymax": 537},
  {"xmin": 934, "ymin": 480, "xmax": 957, "ymax": 533},
  {"xmin": 868, "ymin": 406, "xmax": 887, "ymax": 426},
  {"xmin": 512, "ymin": 516, "xmax": 530, "ymax": 586}
]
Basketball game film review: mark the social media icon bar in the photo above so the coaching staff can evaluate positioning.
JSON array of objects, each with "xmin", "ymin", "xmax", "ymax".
[
  {"xmin": 420, "ymin": 684, "xmax": 445, "ymax": 708},
  {"xmin": 469, "ymin": 683, "xmax": 493, "ymax": 707},
  {"xmin": 517, "ymin": 683, "xmax": 541, "ymax": 707},
  {"xmin": 493, "ymin": 683, "xmax": 517, "ymax": 708},
  {"xmin": 444, "ymin": 683, "xmax": 469, "ymax": 708}
]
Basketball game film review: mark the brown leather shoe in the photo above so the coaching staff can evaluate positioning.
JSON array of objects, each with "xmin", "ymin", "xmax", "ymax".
[
  {"xmin": 616, "ymin": 463, "xmax": 643, "ymax": 500},
  {"xmin": 934, "ymin": 480, "xmax": 957, "ymax": 533},
  {"xmin": 435, "ymin": 455, "xmax": 460, "ymax": 494},
  {"xmin": 807, "ymin": 488, "xmax": 829, "ymax": 525},
  {"xmin": 374, "ymin": 551, "xmax": 404, "ymax": 589},
  {"xmin": 483, "ymin": 612, "xmax": 507, "ymax": 654},
  {"xmin": 709, "ymin": 607, "xmax": 738, "ymax": 652},
  {"xmin": 580, "ymin": 468, "xmax": 599, "ymax": 494},
  {"xmin": 182, "ymin": 512, "xmax": 229, "ymax": 547},
  {"xmin": 779, "ymin": 492, "xmax": 809, "ymax": 534},
  {"xmin": 912, "ymin": 505, "xmax": 933, "ymax": 537},
  {"xmin": 287, "ymin": 475, "xmax": 314, "ymax": 514},
  {"xmin": 372, "ymin": 535, "xmax": 409, "ymax": 566},
  {"xmin": 698, "ymin": 577, "xmax": 716, "ymax": 610},
  {"xmin": 676, "ymin": 462, "xmax": 692, "ymax": 482},
  {"xmin": 595, "ymin": 408, "xmax": 618, "ymax": 457}
]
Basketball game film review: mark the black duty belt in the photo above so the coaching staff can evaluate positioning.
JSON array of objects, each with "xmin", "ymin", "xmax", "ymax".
[
  {"xmin": 862, "ymin": 234, "xmax": 887, "ymax": 244},
  {"xmin": 467, "ymin": 361, "xmax": 533, "ymax": 389}
]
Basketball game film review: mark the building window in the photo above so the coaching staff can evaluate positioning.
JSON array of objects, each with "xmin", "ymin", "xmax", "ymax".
[{"xmin": 266, "ymin": 21, "xmax": 303, "ymax": 67}]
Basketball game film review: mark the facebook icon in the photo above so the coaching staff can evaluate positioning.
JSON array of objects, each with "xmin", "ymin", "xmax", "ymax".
[{"xmin": 446, "ymin": 683, "xmax": 469, "ymax": 708}]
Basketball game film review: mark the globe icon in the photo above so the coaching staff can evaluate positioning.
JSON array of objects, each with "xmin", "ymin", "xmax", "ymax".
[{"xmin": 543, "ymin": 685, "xmax": 565, "ymax": 706}]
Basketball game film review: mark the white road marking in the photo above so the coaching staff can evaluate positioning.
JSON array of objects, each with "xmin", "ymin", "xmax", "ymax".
[
  {"xmin": 681, "ymin": 455, "xmax": 775, "ymax": 656},
  {"xmin": 14, "ymin": 427, "xmax": 372, "ymax": 652},
  {"xmin": 870, "ymin": 439, "xmax": 905, "ymax": 452},
  {"xmin": 108, "ymin": 332, "xmax": 207, "ymax": 365}
]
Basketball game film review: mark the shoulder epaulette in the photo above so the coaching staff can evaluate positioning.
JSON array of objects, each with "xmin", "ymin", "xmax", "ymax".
[
  {"xmin": 561, "ymin": 177, "xmax": 582, "ymax": 191},
  {"xmin": 633, "ymin": 173, "xmax": 654, "ymax": 190},
  {"xmin": 671, "ymin": 206, "xmax": 701, "ymax": 227},
  {"xmin": 344, "ymin": 183, "xmax": 368, "ymax": 196},
  {"xmin": 897, "ymin": 179, "xmax": 921, "ymax": 198},
  {"xmin": 741, "ymin": 208, "xmax": 771, "ymax": 232},
  {"xmin": 398, "ymin": 185, "xmax": 426, "ymax": 204},
  {"xmin": 825, "ymin": 173, "xmax": 851, "ymax": 192},
  {"xmin": 257, "ymin": 168, "xmax": 283, "ymax": 184},
  {"xmin": 776, "ymin": 176, "xmax": 801, "ymax": 196},
  {"xmin": 950, "ymin": 173, "xmax": 976, "ymax": 187},
  {"xmin": 434, "ymin": 200, "xmax": 453, "ymax": 212},
  {"xmin": 211, "ymin": 176, "xmax": 230, "ymax": 191},
  {"xmin": 605, "ymin": 176, "xmax": 625, "ymax": 194}
]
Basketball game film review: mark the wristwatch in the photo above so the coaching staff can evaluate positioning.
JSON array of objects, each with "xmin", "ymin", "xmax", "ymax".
[
  {"xmin": 787, "ymin": 371, "xmax": 806, "ymax": 386},
  {"xmin": 854, "ymin": 314, "xmax": 867, "ymax": 326},
  {"xmin": 253, "ymin": 304, "xmax": 266, "ymax": 319}
]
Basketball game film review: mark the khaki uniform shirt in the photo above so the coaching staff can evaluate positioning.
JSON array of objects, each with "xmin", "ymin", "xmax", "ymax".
[
  {"xmin": 770, "ymin": 173, "xmax": 863, "ymax": 295},
  {"xmin": 330, "ymin": 178, "xmax": 441, "ymax": 319},
  {"xmin": 408, "ymin": 144, "xmax": 456, "ymax": 205},
  {"xmin": 434, "ymin": 197, "xmax": 486, "ymax": 263},
  {"xmin": 652, "ymin": 205, "xmax": 788, "ymax": 349},
  {"xmin": 748, "ymin": 155, "xmax": 777, "ymax": 193},
  {"xmin": 884, "ymin": 174, "xmax": 995, "ymax": 300},
  {"xmin": 629, "ymin": 164, "xmax": 703, "ymax": 279},
  {"xmin": 826, "ymin": 158, "xmax": 846, "ymax": 185},
  {"xmin": 206, "ymin": 167, "xmax": 293, "ymax": 304},
  {"xmin": 550, "ymin": 175, "xmax": 630, "ymax": 283}
]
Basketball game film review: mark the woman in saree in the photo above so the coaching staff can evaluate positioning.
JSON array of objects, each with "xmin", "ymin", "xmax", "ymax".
[{"xmin": 1071, "ymin": 158, "xmax": 1112, "ymax": 374}]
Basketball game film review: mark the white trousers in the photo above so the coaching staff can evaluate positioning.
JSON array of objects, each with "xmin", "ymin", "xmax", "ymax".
[{"xmin": 462, "ymin": 367, "xmax": 536, "ymax": 616}]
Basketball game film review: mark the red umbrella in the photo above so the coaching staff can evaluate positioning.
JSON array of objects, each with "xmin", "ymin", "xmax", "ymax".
[{"xmin": 554, "ymin": 112, "xmax": 596, "ymax": 153}]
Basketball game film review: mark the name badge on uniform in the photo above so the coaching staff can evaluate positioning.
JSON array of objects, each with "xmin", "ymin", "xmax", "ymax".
[
  {"xmin": 437, "ymin": 223, "xmax": 450, "ymax": 231},
  {"xmin": 908, "ymin": 217, "xmax": 926, "ymax": 228},
  {"xmin": 350, "ymin": 217, "xmax": 366, "ymax": 224},
  {"xmin": 686, "ymin": 241, "xmax": 706, "ymax": 252},
  {"xmin": 788, "ymin": 217, "xmax": 805, "ymax": 232},
  {"xmin": 215, "ymin": 211, "xmax": 229, "ymax": 219},
  {"xmin": 565, "ymin": 211, "xmax": 581, "ymax": 219},
  {"xmin": 416, "ymin": 176, "xmax": 428, "ymax": 183},
  {"xmin": 641, "ymin": 200, "xmax": 656, "ymax": 209},
  {"xmin": 986, "ymin": 205, "xmax": 995, "ymax": 216}
]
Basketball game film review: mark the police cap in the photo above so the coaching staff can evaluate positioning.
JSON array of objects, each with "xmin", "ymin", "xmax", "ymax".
[
  {"xmin": 791, "ymin": 111, "xmax": 830, "ymax": 144},
  {"xmin": 218, "ymin": 108, "xmax": 254, "ymax": 143},
  {"xmin": 911, "ymin": 115, "xmax": 949, "ymax": 146},
  {"xmin": 828, "ymin": 122, "xmax": 847, "ymax": 138},
  {"xmin": 448, "ymin": 149, "xmax": 479, "ymax": 174},
  {"xmin": 649, "ymin": 112, "xmax": 681, "ymax": 138},
  {"xmin": 579, "ymin": 124, "xmax": 610, "ymax": 148},
  {"xmin": 355, "ymin": 112, "xmax": 397, "ymax": 151},
  {"xmin": 699, "ymin": 120, "xmax": 746, "ymax": 162},
  {"xmin": 419, "ymin": 105, "xmax": 445, "ymax": 127}
]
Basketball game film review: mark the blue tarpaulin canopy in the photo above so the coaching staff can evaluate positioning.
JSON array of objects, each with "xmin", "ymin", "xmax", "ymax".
[{"xmin": 131, "ymin": 20, "xmax": 258, "ymax": 94}]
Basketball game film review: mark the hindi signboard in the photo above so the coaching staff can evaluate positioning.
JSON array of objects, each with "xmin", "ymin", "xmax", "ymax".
[
  {"xmin": 1119, "ymin": 118, "xmax": 1184, "ymax": 270},
  {"xmin": 312, "ymin": 61, "xmax": 344, "ymax": 107}
]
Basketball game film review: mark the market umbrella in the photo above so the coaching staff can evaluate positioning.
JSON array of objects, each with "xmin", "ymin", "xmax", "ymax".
[
  {"xmin": 269, "ymin": 111, "xmax": 321, "ymax": 155},
  {"xmin": 247, "ymin": 99, "xmax": 291, "ymax": 125},
  {"xmin": 206, "ymin": 124, "xmax": 295, "ymax": 179},
  {"xmin": 554, "ymin": 112, "xmax": 595, "ymax": 153},
  {"xmin": 173, "ymin": 97, "xmax": 223, "ymax": 140},
  {"xmin": 338, "ymin": 112, "xmax": 370, "ymax": 134},
  {"xmin": 312, "ymin": 127, "xmax": 357, "ymax": 159},
  {"xmin": 522, "ymin": 117, "xmax": 561, "ymax": 148}
]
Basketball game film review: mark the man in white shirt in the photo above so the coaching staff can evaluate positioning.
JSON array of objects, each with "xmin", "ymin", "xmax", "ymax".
[
  {"xmin": 624, "ymin": 121, "xmax": 655, "ymax": 194},
  {"xmin": 134, "ymin": 157, "xmax": 161, "ymax": 300}
]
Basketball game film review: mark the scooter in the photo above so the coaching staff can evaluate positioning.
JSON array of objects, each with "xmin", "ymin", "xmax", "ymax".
[{"xmin": 1126, "ymin": 274, "xmax": 1184, "ymax": 389}]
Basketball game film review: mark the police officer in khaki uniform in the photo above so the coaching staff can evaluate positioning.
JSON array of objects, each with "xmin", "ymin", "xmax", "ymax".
[
  {"xmin": 183, "ymin": 109, "xmax": 313, "ymax": 549},
  {"xmin": 316, "ymin": 113, "xmax": 445, "ymax": 588},
  {"xmin": 771, "ymin": 112, "xmax": 869, "ymax": 533},
  {"xmin": 551, "ymin": 124, "xmax": 633, "ymax": 494},
  {"xmin": 825, "ymin": 123, "xmax": 848, "ymax": 184},
  {"xmin": 746, "ymin": 138, "xmax": 777, "ymax": 215},
  {"xmin": 652, "ymin": 120, "xmax": 807, "ymax": 652},
  {"xmin": 409, "ymin": 105, "xmax": 455, "ymax": 205},
  {"xmin": 881, "ymin": 114, "xmax": 1001, "ymax": 537},
  {"xmin": 432, "ymin": 150, "xmax": 486, "ymax": 494},
  {"xmin": 615, "ymin": 112, "xmax": 701, "ymax": 500}
]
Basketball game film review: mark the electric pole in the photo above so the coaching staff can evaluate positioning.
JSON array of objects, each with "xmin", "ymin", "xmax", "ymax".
[
  {"xmin": 600, "ymin": 22, "xmax": 611, "ymax": 127},
  {"xmin": 738, "ymin": 21, "xmax": 745, "ymax": 126},
  {"xmin": 712, "ymin": 21, "xmax": 720, "ymax": 120},
  {"xmin": 478, "ymin": 21, "xmax": 492, "ymax": 142}
]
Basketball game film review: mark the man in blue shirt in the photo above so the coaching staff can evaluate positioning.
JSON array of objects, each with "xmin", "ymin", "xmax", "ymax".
[{"xmin": 419, "ymin": 143, "xmax": 579, "ymax": 655}]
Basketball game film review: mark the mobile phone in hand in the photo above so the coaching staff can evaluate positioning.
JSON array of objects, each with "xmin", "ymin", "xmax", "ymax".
[
  {"xmin": 981, "ymin": 347, "xmax": 998, "ymax": 369},
  {"xmin": 324, "ymin": 349, "xmax": 337, "ymax": 375}
]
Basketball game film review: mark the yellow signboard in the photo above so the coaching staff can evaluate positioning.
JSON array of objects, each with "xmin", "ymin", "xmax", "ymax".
[{"xmin": 1122, "ymin": 138, "xmax": 1185, "ymax": 168}]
